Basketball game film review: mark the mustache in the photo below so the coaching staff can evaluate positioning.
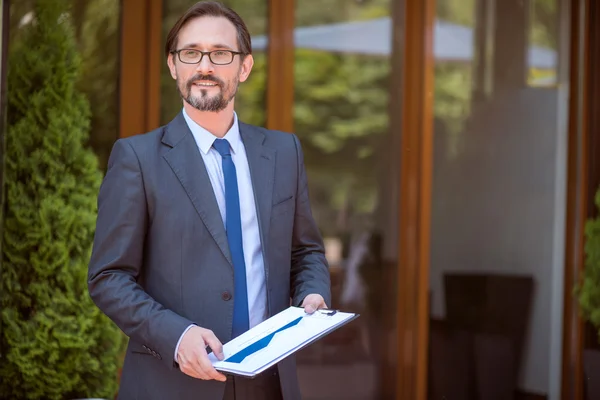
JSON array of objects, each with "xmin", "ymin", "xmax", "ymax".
[{"xmin": 187, "ymin": 74, "xmax": 224, "ymax": 88}]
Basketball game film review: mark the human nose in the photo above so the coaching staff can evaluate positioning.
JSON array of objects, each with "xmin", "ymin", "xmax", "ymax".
[{"xmin": 195, "ymin": 53, "xmax": 215, "ymax": 74}]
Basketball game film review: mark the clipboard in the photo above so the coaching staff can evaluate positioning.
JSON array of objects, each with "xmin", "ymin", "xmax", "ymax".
[{"xmin": 208, "ymin": 306, "xmax": 359, "ymax": 378}]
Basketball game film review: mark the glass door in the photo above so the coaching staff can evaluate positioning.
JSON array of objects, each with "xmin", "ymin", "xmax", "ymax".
[
  {"xmin": 426, "ymin": 0, "xmax": 572, "ymax": 399},
  {"xmin": 287, "ymin": 1, "xmax": 401, "ymax": 398}
]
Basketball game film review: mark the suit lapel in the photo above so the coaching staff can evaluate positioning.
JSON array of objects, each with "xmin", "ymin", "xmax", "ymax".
[
  {"xmin": 162, "ymin": 112, "xmax": 233, "ymax": 266},
  {"xmin": 239, "ymin": 122, "xmax": 276, "ymax": 261}
]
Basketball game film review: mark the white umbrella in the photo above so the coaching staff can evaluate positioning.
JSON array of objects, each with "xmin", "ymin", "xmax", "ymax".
[{"xmin": 252, "ymin": 17, "xmax": 557, "ymax": 69}]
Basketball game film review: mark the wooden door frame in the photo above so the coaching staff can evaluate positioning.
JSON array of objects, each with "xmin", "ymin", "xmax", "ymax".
[
  {"xmin": 120, "ymin": 0, "xmax": 600, "ymax": 399},
  {"xmin": 119, "ymin": 0, "xmax": 162, "ymax": 138},
  {"xmin": 393, "ymin": 0, "xmax": 436, "ymax": 398},
  {"xmin": 561, "ymin": 0, "xmax": 596, "ymax": 398},
  {"xmin": 585, "ymin": 0, "xmax": 600, "ymax": 200},
  {"xmin": 265, "ymin": 0, "xmax": 294, "ymax": 132},
  {"xmin": 119, "ymin": 0, "xmax": 294, "ymax": 137},
  {"xmin": 119, "ymin": 0, "xmax": 434, "ymax": 398}
]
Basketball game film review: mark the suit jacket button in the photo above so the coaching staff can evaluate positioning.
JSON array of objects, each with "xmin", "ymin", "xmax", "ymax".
[{"xmin": 222, "ymin": 291, "xmax": 232, "ymax": 301}]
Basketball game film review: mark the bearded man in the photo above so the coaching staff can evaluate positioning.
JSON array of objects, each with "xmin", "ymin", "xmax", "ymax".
[{"xmin": 87, "ymin": 2, "xmax": 331, "ymax": 399}]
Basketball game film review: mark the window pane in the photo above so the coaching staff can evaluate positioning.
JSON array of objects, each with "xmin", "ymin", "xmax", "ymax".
[
  {"xmin": 528, "ymin": 0, "xmax": 558, "ymax": 86},
  {"xmin": 75, "ymin": 0, "xmax": 121, "ymax": 170},
  {"xmin": 292, "ymin": 1, "xmax": 399, "ymax": 399},
  {"xmin": 428, "ymin": 0, "xmax": 569, "ymax": 398}
]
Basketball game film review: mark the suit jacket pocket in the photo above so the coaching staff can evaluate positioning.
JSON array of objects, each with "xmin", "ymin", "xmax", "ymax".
[
  {"xmin": 129, "ymin": 340, "xmax": 154, "ymax": 356},
  {"xmin": 272, "ymin": 195, "xmax": 294, "ymax": 216}
]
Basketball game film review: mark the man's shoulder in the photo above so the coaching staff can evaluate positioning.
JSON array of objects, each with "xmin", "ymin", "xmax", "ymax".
[
  {"xmin": 119, "ymin": 125, "xmax": 166, "ymax": 148},
  {"xmin": 239, "ymin": 121, "xmax": 300, "ymax": 149},
  {"xmin": 110, "ymin": 125, "xmax": 166, "ymax": 162},
  {"xmin": 108, "ymin": 125, "xmax": 169, "ymax": 167}
]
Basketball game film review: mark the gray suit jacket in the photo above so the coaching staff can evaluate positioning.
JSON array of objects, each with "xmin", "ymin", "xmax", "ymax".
[{"xmin": 88, "ymin": 112, "xmax": 331, "ymax": 400}]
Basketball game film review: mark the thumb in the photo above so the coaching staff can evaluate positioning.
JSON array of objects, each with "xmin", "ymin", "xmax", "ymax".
[
  {"xmin": 203, "ymin": 331, "xmax": 224, "ymax": 360},
  {"xmin": 305, "ymin": 303, "xmax": 316, "ymax": 313}
]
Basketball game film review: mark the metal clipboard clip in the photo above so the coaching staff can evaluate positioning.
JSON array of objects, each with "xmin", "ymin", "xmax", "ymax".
[{"xmin": 315, "ymin": 309, "xmax": 338, "ymax": 316}]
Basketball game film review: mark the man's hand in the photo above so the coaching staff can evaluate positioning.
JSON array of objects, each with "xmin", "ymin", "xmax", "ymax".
[
  {"xmin": 177, "ymin": 326, "xmax": 227, "ymax": 382},
  {"xmin": 301, "ymin": 294, "xmax": 327, "ymax": 314}
]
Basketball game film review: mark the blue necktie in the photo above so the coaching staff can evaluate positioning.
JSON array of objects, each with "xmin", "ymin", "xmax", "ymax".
[
  {"xmin": 225, "ymin": 316, "xmax": 303, "ymax": 363},
  {"xmin": 213, "ymin": 139, "xmax": 249, "ymax": 338}
]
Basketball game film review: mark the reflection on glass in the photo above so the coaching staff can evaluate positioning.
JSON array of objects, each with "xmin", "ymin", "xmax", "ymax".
[
  {"xmin": 160, "ymin": 0, "xmax": 267, "ymax": 127},
  {"xmin": 528, "ymin": 0, "xmax": 558, "ymax": 86},
  {"xmin": 9, "ymin": 0, "xmax": 120, "ymax": 171},
  {"xmin": 291, "ymin": 1, "xmax": 398, "ymax": 399},
  {"xmin": 428, "ymin": 0, "xmax": 568, "ymax": 399},
  {"xmin": 76, "ymin": 0, "xmax": 121, "ymax": 171}
]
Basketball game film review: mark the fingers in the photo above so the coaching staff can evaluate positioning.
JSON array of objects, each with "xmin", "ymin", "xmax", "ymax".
[
  {"xmin": 180, "ymin": 346, "xmax": 226, "ymax": 382},
  {"xmin": 177, "ymin": 326, "xmax": 226, "ymax": 382},
  {"xmin": 194, "ymin": 345, "xmax": 227, "ymax": 382},
  {"xmin": 202, "ymin": 330, "xmax": 224, "ymax": 360},
  {"xmin": 196, "ymin": 330, "xmax": 227, "ymax": 381},
  {"xmin": 179, "ymin": 352, "xmax": 209, "ymax": 380}
]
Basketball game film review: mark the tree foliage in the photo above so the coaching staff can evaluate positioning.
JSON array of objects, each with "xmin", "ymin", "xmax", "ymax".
[
  {"xmin": 0, "ymin": 0, "xmax": 124, "ymax": 398},
  {"xmin": 9, "ymin": 0, "xmax": 120, "ymax": 171},
  {"xmin": 577, "ymin": 189, "xmax": 600, "ymax": 339}
]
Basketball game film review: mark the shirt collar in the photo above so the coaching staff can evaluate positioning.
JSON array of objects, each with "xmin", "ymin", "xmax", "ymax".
[{"xmin": 182, "ymin": 108, "xmax": 242, "ymax": 155}]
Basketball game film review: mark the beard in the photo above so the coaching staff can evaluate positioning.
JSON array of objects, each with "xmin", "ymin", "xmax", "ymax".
[{"xmin": 177, "ymin": 73, "xmax": 239, "ymax": 112}]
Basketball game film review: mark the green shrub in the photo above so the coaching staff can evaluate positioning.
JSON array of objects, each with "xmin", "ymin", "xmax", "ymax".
[
  {"xmin": 0, "ymin": 0, "xmax": 125, "ymax": 398},
  {"xmin": 578, "ymin": 188, "xmax": 600, "ymax": 337}
]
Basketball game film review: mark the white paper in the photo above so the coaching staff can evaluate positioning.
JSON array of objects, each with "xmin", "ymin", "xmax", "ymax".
[{"xmin": 208, "ymin": 306, "xmax": 357, "ymax": 377}]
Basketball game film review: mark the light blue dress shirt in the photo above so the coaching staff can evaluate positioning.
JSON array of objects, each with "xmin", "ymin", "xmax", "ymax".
[{"xmin": 174, "ymin": 109, "xmax": 268, "ymax": 361}]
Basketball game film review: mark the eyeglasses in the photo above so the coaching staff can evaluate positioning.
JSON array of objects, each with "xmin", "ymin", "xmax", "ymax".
[{"xmin": 171, "ymin": 49, "xmax": 244, "ymax": 65}]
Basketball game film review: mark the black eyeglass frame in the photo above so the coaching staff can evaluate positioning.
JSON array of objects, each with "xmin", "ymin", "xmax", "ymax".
[{"xmin": 170, "ymin": 49, "xmax": 246, "ymax": 65}]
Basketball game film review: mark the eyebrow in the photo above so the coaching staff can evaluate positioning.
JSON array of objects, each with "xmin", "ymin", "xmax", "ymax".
[{"xmin": 180, "ymin": 43, "xmax": 236, "ymax": 51}]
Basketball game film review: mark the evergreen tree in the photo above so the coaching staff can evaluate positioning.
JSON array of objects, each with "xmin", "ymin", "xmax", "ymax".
[
  {"xmin": 0, "ymin": 0, "xmax": 125, "ymax": 398},
  {"xmin": 578, "ymin": 188, "xmax": 600, "ymax": 338}
]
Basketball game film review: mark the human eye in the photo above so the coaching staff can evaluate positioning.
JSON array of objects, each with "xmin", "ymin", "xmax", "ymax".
[{"xmin": 182, "ymin": 49, "xmax": 200, "ymax": 57}]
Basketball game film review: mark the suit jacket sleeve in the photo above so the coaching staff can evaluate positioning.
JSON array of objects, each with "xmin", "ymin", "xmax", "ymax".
[
  {"xmin": 88, "ymin": 139, "xmax": 194, "ymax": 369},
  {"xmin": 289, "ymin": 134, "xmax": 332, "ymax": 307}
]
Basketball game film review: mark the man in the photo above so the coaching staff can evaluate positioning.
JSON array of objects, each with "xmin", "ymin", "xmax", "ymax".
[{"xmin": 87, "ymin": 1, "xmax": 331, "ymax": 399}]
